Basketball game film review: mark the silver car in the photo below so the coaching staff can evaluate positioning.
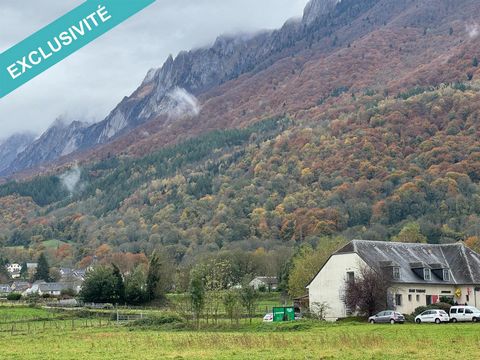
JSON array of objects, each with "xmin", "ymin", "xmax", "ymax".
[
  {"xmin": 368, "ymin": 310, "xmax": 405, "ymax": 324},
  {"xmin": 415, "ymin": 309, "xmax": 449, "ymax": 324}
]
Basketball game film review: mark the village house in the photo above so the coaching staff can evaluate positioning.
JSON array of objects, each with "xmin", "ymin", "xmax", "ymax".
[
  {"xmin": 6, "ymin": 263, "xmax": 21, "ymax": 275},
  {"xmin": 308, "ymin": 240, "xmax": 480, "ymax": 321},
  {"xmin": 23, "ymin": 281, "xmax": 72, "ymax": 297},
  {"xmin": 0, "ymin": 284, "xmax": 12, "ymax": 296},
  {"xmin": 10, "ymin": 281, "xmax": 30, "ymax": 293},
  {"xmin": 249, "ymin": 276, "xmax": 278, "ymax": 291}
]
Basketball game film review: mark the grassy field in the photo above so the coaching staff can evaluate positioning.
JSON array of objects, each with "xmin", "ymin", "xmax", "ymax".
[
  {"xmin": 0, "ymin": 305, "xmax": 61, "ymax": 322},
  {"xmin": 0, "ymin": 316, "xmax": 479, "ymax": 359}
]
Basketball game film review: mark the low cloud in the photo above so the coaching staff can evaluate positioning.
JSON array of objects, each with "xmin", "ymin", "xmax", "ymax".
[
  {"xmin": 0, "ymin": 0, "xmax": 308, "ymax": 138},
  {"xmin": 166, "ymin": 87, "xmax": 201, "ymax": 118},
  {"xmin": 60, "ymin": 164, "xmax": 81, "ymax": 194},
  {"xmin": 466, "ymin": 23, "xmax": 479, "ymax": 39}
]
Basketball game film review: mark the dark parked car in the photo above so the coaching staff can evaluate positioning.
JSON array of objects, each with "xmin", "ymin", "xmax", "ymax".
[{"xmin": 368, "ymin": 311, "xmax": 405, "ymax": 324}]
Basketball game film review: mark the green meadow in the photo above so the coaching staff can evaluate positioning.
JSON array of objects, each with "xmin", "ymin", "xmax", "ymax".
[{"xmin": 0, "ymin": 308, "xmax": 479, "ymax": 360}]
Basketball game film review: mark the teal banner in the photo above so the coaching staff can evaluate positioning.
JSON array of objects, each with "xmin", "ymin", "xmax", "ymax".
[{"xmin": 0, "ymin": 0, "xmax": 155, "ymax": 99}]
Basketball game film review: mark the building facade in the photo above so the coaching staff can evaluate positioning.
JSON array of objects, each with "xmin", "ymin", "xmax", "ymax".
[{"xmin": 308, "ymin": 240, "xmax": 480, "ymax": 320}]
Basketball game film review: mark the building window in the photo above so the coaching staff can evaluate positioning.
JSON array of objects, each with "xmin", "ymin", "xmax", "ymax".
[
  {"xmin": 393, "ymin": 267, "xmax": 400, "ymax": 280},
  {"xmin": 408, "ymin": 294, "xmax": 412, "ymax": 302},
  {"xmin": 395, "ymin": 294, "xmax": 402, "ymax": 307},
  {"xmin": 443, "ymin": 269, "xmax": 450, "ymax": 281},
  {"xmin": 347, "ymin": 271, "xmax": 355, "ymax": 283},
  {"xmin": 467, "ymin": 295, "xmax": 470, "ymax": 303},
  {"xmin": 416, "ymin": 294, "xmax": 420, "ymax": 302},
  {"xmin": 424, "ymin": 268, "xmax": 431, "ymax": 281}
]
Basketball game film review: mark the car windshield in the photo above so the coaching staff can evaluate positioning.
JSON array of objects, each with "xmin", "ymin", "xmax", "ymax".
[{"xmin": 440, "ymin": 310, "xmax": 448, "ymax": 315}]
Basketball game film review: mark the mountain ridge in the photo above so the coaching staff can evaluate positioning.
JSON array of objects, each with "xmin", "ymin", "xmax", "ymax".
[{"xmin": 0, "ymin": 0, "xmax": 376, "ymax": 177}]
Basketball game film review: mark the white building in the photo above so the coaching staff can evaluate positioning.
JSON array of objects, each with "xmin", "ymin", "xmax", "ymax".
[
  {"xmin": 23, "ymin": 281, "xmax": 71, "ymax": 297},
  {"xmin": 6, "ymin": 263, "xmax": 21, "ymax": 273},
  {"xmin": 249, "ymin": 276, "xmax": 278, "ymax": 291},
  {"xmin": 308, "ymin": 240, "xmax": 480, "ymax": 320}
]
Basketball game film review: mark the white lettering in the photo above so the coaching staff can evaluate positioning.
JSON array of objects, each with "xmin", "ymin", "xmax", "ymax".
[
  {"xmin": 28, "ymin": 51, "xmax": 41, "ymax": 65},
  {"xmin": 86, "ymin": 12, "xmax": 99, "ymax": 27},
  {"xmin": 7, "ymin": 64, "xmax": 21, "ymax": 79},
  {"xmin": 16, "ymin": 57, "xmax": 32, "ymax": 72},
  {"xmin": 97, "ymin": 5, "xmax": 112, "ymax": 22},
  {"xmin": 59, "ymin": 31, "xmax": 73, "ymax": 46},
  {"xmin": 38, "ymin": 47, "xmax": 52, "ymax": 60},
  {"xmin": 83, "ymin": 19, "xmax": 92, "ymax": 32},
  {"xmin": 9, "ymin": 5, "xmax": 113, "ymax": 81},
  {"xmin": 71, "ymin": 21, "xmax": 85, "ymax": 37},
  {"xmin": 47, "ymin": 37, "xmax": 62, "ymax": 53},
  {"xmin": 68, "ymin": 27, "xmax": 78, "ymax": 41}
]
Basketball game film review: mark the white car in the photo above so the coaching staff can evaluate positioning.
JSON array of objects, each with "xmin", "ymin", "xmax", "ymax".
[
  {"xmin": 263, "ymin": 313, "xmax": 273, "ymax": 322},
  {"xmin": 450, "ymin": 306, "xmax": 480, "ymax": 322},
  {"xmin": 415, "ymin": 309, "xmax": 449, "ymax": 324}
]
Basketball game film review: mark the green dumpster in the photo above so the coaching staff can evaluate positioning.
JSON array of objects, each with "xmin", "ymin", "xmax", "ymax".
[{"xmin": 273, "ymin": 306, "xmax": 295, "ymax": 322}]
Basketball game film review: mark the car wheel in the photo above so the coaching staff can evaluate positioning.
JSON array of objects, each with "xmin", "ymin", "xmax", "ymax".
[
  {"xmin": 435, "ymin": 318, "xmax": 441, "ymax": 324},
  {"xmin": 473, "ymin": 317, "xmax": 478, "ymax": 323},
  {"xmin": 452, "ymin": 318, "xmax": 457, "ymax": 323},
  {"xmin": 415, "ymin": 318, "xmax": 421, "ymax": 324},
  {"xmin": 369, "ymin": 319, "xmax": 375, "ymax": 324},
  {"xmin": 390, "ymin": 319, "xmax": 395, "ymax": 325}
]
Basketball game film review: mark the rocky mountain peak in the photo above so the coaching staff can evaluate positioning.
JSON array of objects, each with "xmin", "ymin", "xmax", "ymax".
[{"xmin": 303, "ymin": 0, "xmax": 341, "ymax": 25}]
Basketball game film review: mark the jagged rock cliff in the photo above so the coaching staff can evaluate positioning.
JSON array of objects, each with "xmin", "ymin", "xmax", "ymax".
[
  {"xmin": 0, "ymin": 133, "xmax": 35, "ymax": 174},
  {"xmin": 1, "ymin": 0, "xmax": 350, "ymax": 176}
]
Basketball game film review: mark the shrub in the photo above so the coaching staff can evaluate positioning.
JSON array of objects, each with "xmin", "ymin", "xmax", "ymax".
[
  {"xmin": 439, "ymin": 296, "xmax": 454, "ymax": 305},
  {"xmin": 61, "ymin": 288, "xmax": 77, "ymax": 299},
  {"xmin": 128, "ymin": 313, "xmax": 186, "ymax": 328},
  {"xmin": 7, "ymin": 292, "xmax": 22, "ymax": 301},
  {"xmin": 412, "ymin": 302, "xmax": 452, "ymax": 316}
]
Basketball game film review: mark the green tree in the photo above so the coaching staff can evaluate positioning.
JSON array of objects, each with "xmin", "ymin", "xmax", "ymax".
[
  {"xmin": 33, "ymin": 253, "xmax": 51, "ymax": 282},
  {"xmin": 19, "ymin": 261, "xmax": 28, "ymax": 280},
  {"xmin": 393, "ymin": 222, "xmax": 427, "ymax": 243},
  {"xmin": 223, "ymin": 289, "xmax": 240, "ymax": 324},
  {"xmin": 240, "ymin": 285, "xmax": 258, "ymax": 324},
  {"xmin": 125, "ymin": 267, "xmax": 148, "ymax": 305},
  {"xmin": 0, "ymin": 263, "xmax": 9, "ymax": 283},
  {"xmin": 112, "ymin": 263, "xmax": 125, "ymax": 304},
  {"xmin": 189, "ymin": 269, "xmax": 205, "ymax": 329},
  {"xmin": 146, "ymin": 252, "xmax": 161, "ymax": 301},
  {"xmin": 80, "ymin": 266, "xmax": 121, "ymax": 303}
]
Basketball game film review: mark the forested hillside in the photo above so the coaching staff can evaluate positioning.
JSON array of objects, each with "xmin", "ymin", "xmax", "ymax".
[
  {"xmin": 3, "ymin": 0, "xmax": 480, "ymax": 293},
  {"xmin": 2, "ymin": 82, "xmax": 480, "ymax": 286}
]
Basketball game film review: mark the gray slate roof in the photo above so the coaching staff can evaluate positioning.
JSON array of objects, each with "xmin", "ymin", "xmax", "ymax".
[
  {"xmin": 337, "ymin": 240, "xmax": 480, "ymax": 285},
  {"xmin": 39, "ymin": 283, "xmax": 69, "ymax": 292}
]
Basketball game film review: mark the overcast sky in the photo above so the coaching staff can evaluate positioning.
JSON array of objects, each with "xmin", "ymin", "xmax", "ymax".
[{"xmin": 0, "ymin": 0, "xmax": 309, "ymax": 139}]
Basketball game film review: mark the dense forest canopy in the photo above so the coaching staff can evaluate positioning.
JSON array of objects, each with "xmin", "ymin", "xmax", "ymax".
[{"xmin": 2, "ymin": 82, "xmax": 480, "ymax": 291}]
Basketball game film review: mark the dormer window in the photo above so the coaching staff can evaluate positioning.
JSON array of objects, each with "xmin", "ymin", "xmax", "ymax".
[
  {"xmin": 393, "ymin": 267, "xmax": 400, "ymax": 280},
  {"xmin": 443, "ymin": 269, "xmax": 450, "ymax": 281},
  {"xmin": 424, "ymin": 268, "xmax": 431, "ymax": 281}
]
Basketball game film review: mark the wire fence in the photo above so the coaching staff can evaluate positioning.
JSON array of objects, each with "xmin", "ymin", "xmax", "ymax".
[{"xmin": 0, "ymin": 317, "xmax": 113, "ymax": 335}]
